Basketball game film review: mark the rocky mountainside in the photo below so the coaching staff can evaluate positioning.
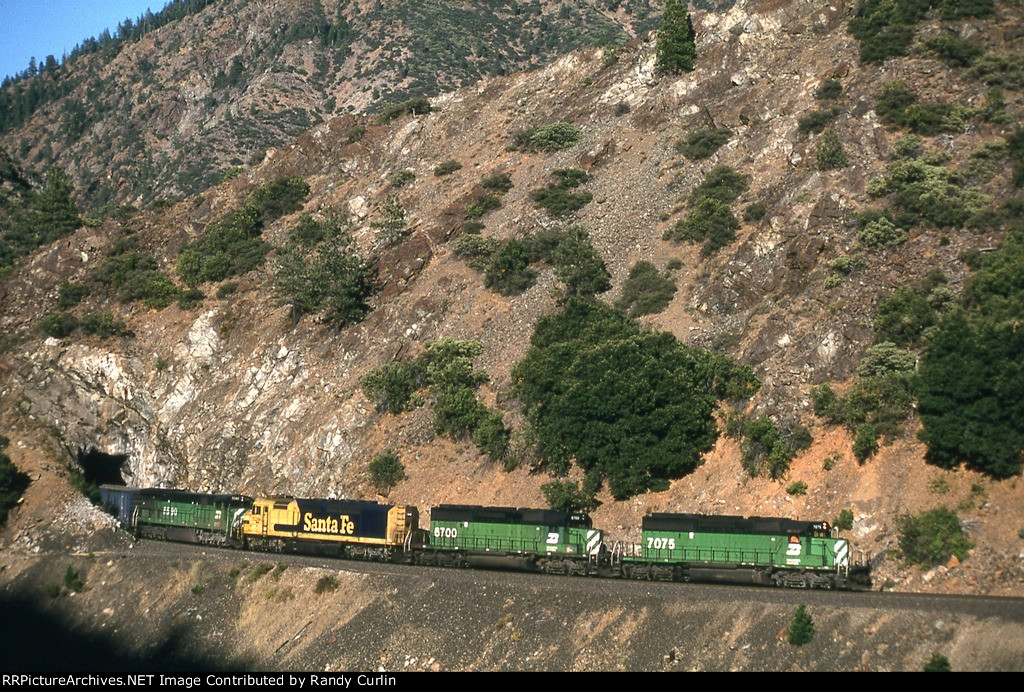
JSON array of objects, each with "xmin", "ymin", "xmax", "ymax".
[
  {"xmin": 0, "ymin": 0, "xmax": 662, "ymax": 209},
  {"xmin": 1, "ymin": 0, "xmax": 1023, "ymax": 607}
]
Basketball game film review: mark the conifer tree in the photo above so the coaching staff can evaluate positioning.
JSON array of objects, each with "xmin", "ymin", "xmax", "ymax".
[
  {"xmin": 788, "ymin": 604, "xmax": 814, "ymax": 646},
  {"xmin": 655, "ymin": 0, "xmax": 697, "ymax": 75}
]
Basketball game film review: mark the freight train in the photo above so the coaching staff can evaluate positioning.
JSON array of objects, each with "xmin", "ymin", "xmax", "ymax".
[{"xmin": 99, "ymin": 486, "xmax": 871, "ymax": 590}]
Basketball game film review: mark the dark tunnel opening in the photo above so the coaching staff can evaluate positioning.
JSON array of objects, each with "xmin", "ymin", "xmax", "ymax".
[{"xmin": 75, "ymin": 448, "xmax": 128, "ymax": 487}]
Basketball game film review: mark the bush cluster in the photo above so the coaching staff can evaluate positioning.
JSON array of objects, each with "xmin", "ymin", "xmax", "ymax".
[
  {"xmin": 389, "ymin": 169, "xmax": 415, "ymax": 188},
  {"xmin": 378, "ymin": 96, "xmax": 432, "ymax": 124},
  {"xmin": 510, "ymin": 122, "xmax": 583, "ymax": 153},
  {"xmin": 95, "ymin": 239, "xmax": 180, "ymax": 309},
  {"xmin": 875, "ymin": 81, "xmax": 964, "ymax": 136},
  {"xmin": 664, "ymin": 166, "xmax": 748, "ymax": 256},
  {"xmin": 434, "ymin": 160, "xmax": 462, "ymax": 177},
  {"xmin": 368, "ymin": 451, "xmax": 405, "ymax": 493},
  {"xmin": 726, "ymin": 414, "xmax": 812, "ymax": 480},
  {"xmin": 361, "ymin": 340, "xmax": 510, "ymax": 462},
  {"xmin": 867, "ymin": 153, "xmax": 990, "ymax": 229},
  {"xmin": 815, "ymin": 78, "xmax": 843, "ymax": 100},
  {"xmin": 465, "ymin": 226, "xmax": 610, "ymax": 299},
  {"xmin": 513, "ymin": 298, "xmax": 758, "ymax": 499},
  {"xmin": 848, "ymin": 0, "xmax": 993, "ymax": 64},
  {"xmin": 532, "ymin": 168, "xmax": 593, "ymax": 217},
  {"xmin": 273, "ymin": 210, "xmax": 377, "ymax": 329},
  {"xmin": 798, "ymin": 107, "xmax": 839, "ymax": 135},
  {"xmin": 541, "ymin": 476, "xmax": 601, "ymax": 513},
  {"xmin": 615, "ymin": 261, "xmax": 677, "ymax": 318},
  {"xmin": 896, "ymin": 507, "xmax": 972, "ymax": 567},
  {"xmin": 917, "ymin": 230, "xmax": 1024, "ymax": 477},
  {"xmin": 815, "ymin": 129, "xmax": 849, "ymax": 171},
  {"xmin": 674, "ymin": 127, "xmax": 732, "ymax": 160},
  {"xmin": 177, "ymin": 177, "xmax": 309, "ymax": 286}
]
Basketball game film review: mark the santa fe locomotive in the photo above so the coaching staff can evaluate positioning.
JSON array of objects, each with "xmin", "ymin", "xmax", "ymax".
[{"xmin": 99, "ymin": 486, "xmax": 871, "ymax": 590}]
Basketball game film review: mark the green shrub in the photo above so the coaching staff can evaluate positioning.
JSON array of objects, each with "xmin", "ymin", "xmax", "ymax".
[
  {"xmin": 815, "ymin": 129, "xmax": 849, "ymax": 170},
  {"xmin": 390, "ymin": 169, "xmax": 416, "ymax": 188},
  {"xmin": 550, "ymin": 227, "xmax": 611, "ymax": 297},
  {"xmin": 896, "ymin": 507, "xmax": 971, "ymax": 567},
  {"xmin": 56, "ymin": 281, "xmax": 89, "ymax": 309},
  {"xmin": 314, "ymin": 575, "xmax": 339, "ymax": 594},
  {"xmin": 616, "ymin": 261, "xmax": 677, "ymax": 318},
  {"xmin": 815, "ymin": 78, "xmax": 842, "ymax": 100},
  {"xmin": 788, "ymin": 604, "xmax": 814, "ymax": 646},
  {"xmin": 434, "ymin": 159, "xmax": 462, "ymax": 176},
  {"xmin": 455, "ymin": 234, "xmax": 500, "ymax": 270},
  {"xmin": 39, "ymin": 311, "xmax": 79, "ymax": 338},
  {"xmin": 465, "ymin": 194, "xmax": 502, "ymax": 220},
  {"xmin": 924, "ymin": 36, "xmax": 983, "ymax": 68},
  {"xmin": 917, "ymin": 237, "xmax": 1024, "ymax": 477},
  {"xmin": 63, "ymin": 565, "xmax": 84, "ymax": 593},
  {"xmin": 923, "ymin": 653, "xmax": 952, "ymax": 672},
  {"xmin": 485, "ymin": 239, "xmax": 538, "ymax": 295},
  {"xmin": 368, "ymin": 451, "xmax": 405, "ymax": 493},
  {"xmin": 176, "ymin": 288, "xmax": 204, "ymax": 310},
  {"xmin": 831, "ymin": 254, "xmax": 866, "ymax": 275},
  {"xmin": 786, "ymin": 480, "xmax": 808, "ymax": 496},
  {"xmin": 798, "ymin": 107, "xmax": 839, "ymax": 135},
  {"xmin": 874, "ymin": 285, "xmax": 939, "ymax": 347},
  {"xmin": 853, "ymin": 423, "xmax": 880, "ymax": 462},
  {"xmin": 675, "ymin": 127, "xmax": 732, "ymax": 160},
  {"xmin": 970, "ymin": 52, "xmax": 1024, "ymax": 90},
  {"xmin": 511, "ymin": 122, "xmax": 583, "ymax": 153},
  {"xmin": 856, "ymin": 342, "xmax": 916, "ymax": 378},
  {"xmin": 274, "ymin": 229, "xmax": 377, "ymax": 328},
  {"xmin": 79, "ymin": 311, "xmax": 129, "ymax": 337},
  {"xmin": 361, "ymin": 361, "xmax": 425, "ymax": 414},
  {"xmin": 378, "ymin": 96, "xmax": 432, "ymax": 124},
  {"xmin": 728, "ymin": 415, "xmax": 810, "ymax": 480},
  {"xmin": 858, "ymin": 216, "xmax": 907, "ymax": 250},
  {"xmin": 176, "ymin": 177, "xmax": 309, "ymax": 287},
  {"xmin": 541, "ymin": 478, "xmax": 600, "ymax": 513},
  {"xmin": 343, "ymin": 125, "xmax": 366, "ymax": 144},
  {"xmin": 249, "ymin": 176, "xmax": 310, "ymax": 221},
  {"xmin": 688, "ymin": 165, "xmax": 748, "ymax": 206},
  {"xmin": 371, "ymin": 195, "xmax": 408, "ymax": 247},
  {"xmin": 513, "ymin": 298, "xmax": 743, "ymax": 499},
  {"xmin": 875, "ymin": 81, "xmax": 964, "ymax": 135},
  {"xmin": 481, "ymin": 173, "xmax": 513, "ymax": 194},
  {"xmin": 665, "ymin": 197, "xmax": 739, "ymax": 256},
  {"xmin": 216, "ymin": 282, "xmax": 239, "ymax": 298},
  {"xmin": 743, "ymin": 201, "xmax": 768, "ymax": 222},
  {"xmin": 834, "ymin": 509, "xmax": 854, "ymax": 531},
  {"xmin": 472, "ymin": 411, "xmax": 511, "ymax": 460},
  {"xmin": 532, "ymin": 169, "xmax": 593, "ymax": 217}
]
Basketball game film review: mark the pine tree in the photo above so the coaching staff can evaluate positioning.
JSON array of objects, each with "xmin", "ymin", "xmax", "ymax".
[
  {"xmin": 655, "ymin": 0, "xmax": 697, "ymax": 75},
  {"xmin": 788, "ymin": 604, "xmax": 814, "ymax": 646},
  {"xmin": 28, "ymin": 166, "xmax": 81, "ymax": 247}
]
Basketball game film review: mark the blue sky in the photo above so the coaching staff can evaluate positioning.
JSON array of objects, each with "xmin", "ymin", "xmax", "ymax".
[{"xmin": 0, "ymin": 1, "xmax": 172, "ymax": 81}]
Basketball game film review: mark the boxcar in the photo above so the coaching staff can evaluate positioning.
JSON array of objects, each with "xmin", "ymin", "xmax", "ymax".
[
  {"xmin": 419, "ymin": 504, "xmax": 604, "ymax": 575},
  {"xmin": 130, "ymin": 488, "xmax": 253, "ymax": 547},
  {"xmin": 616, "ymin": 512, "xmax": 869, "ymax": 588},
  {"xmin": 98, "ymin": 485, "xmax": 138, "ymax": 530},
  {"xmin": 241, "ymin": 497, "xmax": 419, "ymax": 560}
]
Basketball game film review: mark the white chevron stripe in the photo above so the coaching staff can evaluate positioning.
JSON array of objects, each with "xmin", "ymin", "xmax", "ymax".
[
  {"xmin": 586, "ymin": 530, "xmax": 602, "ymax": 555},
  {"xmin": 834, "ymin": 540, "xmax": 849, "ymax": 566}
]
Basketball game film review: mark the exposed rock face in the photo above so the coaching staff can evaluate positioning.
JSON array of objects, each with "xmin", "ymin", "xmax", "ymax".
[{"xmin": 1, "ymin": 0, "xmax": 1023, "ymax": 598}]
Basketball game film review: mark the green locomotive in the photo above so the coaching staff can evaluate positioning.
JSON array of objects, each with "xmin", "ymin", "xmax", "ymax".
[
  {"xmin": 130, "ymin": 488, "xmax": 252, "ymax": 547},
  {"xmin": 416, "ymin": 505, "xmax": 604, "ymax": 575},
  {"xmin": 614, "ymin": 512, "xmax": 869, "ymax": 588}
]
